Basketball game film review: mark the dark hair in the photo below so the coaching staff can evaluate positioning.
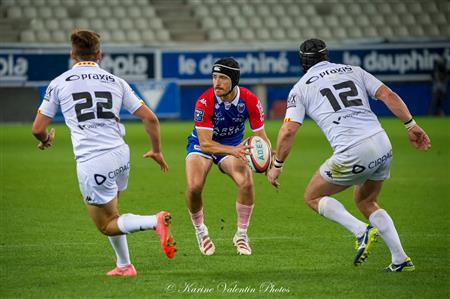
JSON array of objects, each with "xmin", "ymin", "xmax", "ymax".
[
  {"xmin": 299, "ymin": 38, "xmax": 329, "ymax": 72},
  {"xmin": 212, "ymin": 57, "xmax": 240, "ymax": 94},
  {"xmin": 71, "ymin": 29, "xmax": 101, "ymax": 61}
]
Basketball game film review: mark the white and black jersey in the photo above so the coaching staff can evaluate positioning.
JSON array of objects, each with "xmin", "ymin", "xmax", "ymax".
[
  {"xmin": 38, "ymin": 61, "xmax": 144, "ymax": 162},
  {"xmin": 285, "ymin": 61, "xmax": 384, "ymax": 153}
]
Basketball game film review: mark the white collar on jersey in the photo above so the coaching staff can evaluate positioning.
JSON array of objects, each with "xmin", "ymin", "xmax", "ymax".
[
  {"xmin": 73, "ymin": 61, "xmax": 99, "ymax": 68},
  {"xmin": 215, "ymin": 86, "xmax": 240, "ymax": 106}
]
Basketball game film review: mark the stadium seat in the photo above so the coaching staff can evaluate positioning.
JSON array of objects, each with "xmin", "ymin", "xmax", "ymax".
[
  {"xmin": 90, "ymin": 19, "xmax": 104, "ymax": 32},
  {"xmin": 127, "ymin": 7, "xmax": 142, "ymax": 18},
  {"xmin": 111, "ymin": 30, "xmax": 126, "ymax": 43},
  {"xmin": 208, "ymin": 29, "xmax": 224, "ymax": 41},
  {"xmin": 104, "ymin": 19, "xmax": 120, "ymax": 31},
  {"xmin": 256, "ymin": 5, "xmax": 271, "ymax": 17},
  {"xmin": 210, "ymin": 6, "xmax": 225, "ymax": 17},
  {"xmin": 235, "ymin": 17, "xmax": 250, "ymax": 29},
  {"xmin": 193, "ymin": 6, "xmax": 209, "ymax": 17},
  {"xmin": 240, "ymin": 28, "xmax": 255, "ymax": 41},
  {"xmin": 217, "ymin": 18, "xmax": 232, "ymax": 29},
  {"xmin": 100, "ymin": 31, "xmax": 112, "ymax": 43},
  {"xmin": 149, "ymin": 18, "xmax": 163, "ymax": 30},
  {"xmin": 74, "ymin": 18, "xmax": 90, "ymax": 29},
  {"xmin": 52, "ymin": 30, "xmax": 67, "ymax": 43},
  {"xmin": 30, "ymin": 19, "xmax": 45, "ymax": 30},
  {"xmin": 120, "ymin": 19, "xmax": 135, "ymax": 31},
  {"xmin": 201, "ymin": 17, "xmax": 216, "ymax": 29},
  {"xmin": 156, "ymin": 30, "xmax": 171, "ymax": 42},
  {"xmin": 248, "ymin": 18, "xmax": 262, "ymax": 29},
  {"xmin": 60, "ymin": 19, "xmax": 75, "ymax": 31},
  {"xmin": 141, "ymin": 7, "xmax": 156, "ymax": 18},
  {"xmin": 287, "ymin": 28, "xmax": 301, "ymax": 40},
  {"xmin": 98, "ymin": 7, "xmax": 112, "ymax": 19},
  {"xmin": 17, "ymin": 0, "xmax": 31, "ymax": 5},
  {"xmin": 265, "ymin": 16, "xmax": 278, "ymax": 29},
  {"xmin": 271, "ymin": 5, "xmax": 285, "ymax": 17},
  {"xmin": 134, "ymin": 18, "xmax": 150, "ymax": 31},
  {"xmin": 20, "ymin": 30, "xmax": 36, "ymax": 43},
  {"xmin": 272, "ymin": 28, "xmax": 287, "ymax": 40},
  {"xmin": 35, "ymin": 31, "xmax": 51, "ymax": 42},
  {"xmin": 23, "ymin": 7, "xmax": 37, "ymax": 19},
  {"xmin": 256, "ymin": 28, "xmax": 271, "ymax": 41},
  {"xmin": 53, "ymin": 7, "xmax": 68, "ymax": 18},
  {"xmin": 127, "ymin": 30, "xmax": 142, "ymax": 43},
  {"xmin": 141, "ymin": 29, "xmax": 156, "ymax": 43},
  {"xmin": 44, "ymin": 19, "xmax": 59, "ymax": 31},
  {"xmin": 225, "ymin": 29, "xmax": 240, "ymax": 40},
  {"xmin": 112, "ymin": 7, "xmax": 127, "ymax": 18}
]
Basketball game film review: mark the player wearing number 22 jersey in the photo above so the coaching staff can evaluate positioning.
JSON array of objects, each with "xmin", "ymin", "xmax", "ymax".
[
  {"xmin": 32, "ymin": 29, "xmax": 175, "ymax": 277},
  {"xmin": 268, "ymin": 38, "xmax": 430, "ymax": 272}
]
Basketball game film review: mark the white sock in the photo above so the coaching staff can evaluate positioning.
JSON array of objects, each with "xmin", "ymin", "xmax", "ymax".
[
  {"xmin": 318, "ymin": 196, "xmax": 367, "ymax": 238},
  {"xmin": 369, "ymin": 209, "xmax": 408, "ymax": 264},
  {"xmin": 108, "ymin": 235, "xmax": 131, "ymax": 268},
  {"xmin": 117, "ymin": 213, "xmax": 157, "ymax": 234}
]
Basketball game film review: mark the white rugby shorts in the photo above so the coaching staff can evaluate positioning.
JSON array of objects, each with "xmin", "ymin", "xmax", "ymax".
[
  {"xmin": 76, "ymin": 144, "xmax": 130, "ymax": 205},
  {"xmin": 320, "ymin": 131, "xmax": 392, "ymax": 186}
]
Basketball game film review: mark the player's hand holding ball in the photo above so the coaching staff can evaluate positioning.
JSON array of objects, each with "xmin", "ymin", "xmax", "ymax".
[
  {"xmin": 243, "ymin": 136, "xmax": 271, "ymax": 173},
  {"xmin": 37, "ymin": 128, "xmax": 55, "ymax": 150}
]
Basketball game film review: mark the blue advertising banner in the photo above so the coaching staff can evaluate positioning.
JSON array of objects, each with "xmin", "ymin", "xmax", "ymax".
[
  {"xmin": 161, "ymin": 50, "xmax": 301, "ymax": 83},
  {"xmin": 0, "ymin": 49, "xmax": 155, "ymax": 86},
  {"xmin": 161, "ymin": 43, "xmax": 449, "ymax": 83}
]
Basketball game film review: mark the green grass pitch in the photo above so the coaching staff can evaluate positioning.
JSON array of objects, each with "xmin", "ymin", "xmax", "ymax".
[{"xmin": 1, "ymin": 117, "xmax": 449, "ymax": 298}]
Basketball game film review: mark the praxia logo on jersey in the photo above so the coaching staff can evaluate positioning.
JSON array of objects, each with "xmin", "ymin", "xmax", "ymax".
[
  {"xmin": 306, "ymin": 66, "xmax": 353, "ymax": 84},
  {"xmin": 65, "ymin": 73, "xmax": 115, "ymax": 82}
]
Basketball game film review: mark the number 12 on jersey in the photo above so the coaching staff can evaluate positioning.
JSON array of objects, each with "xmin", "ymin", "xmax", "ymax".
[{"xmin": 320, "ymin": 80, "xmax": 363, "ymax": 112}]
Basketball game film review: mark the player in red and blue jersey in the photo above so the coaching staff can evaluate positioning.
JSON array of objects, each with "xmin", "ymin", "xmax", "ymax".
[{"xmin": 185, "ymin": 58, "xmax": 271, "ymax": 256}]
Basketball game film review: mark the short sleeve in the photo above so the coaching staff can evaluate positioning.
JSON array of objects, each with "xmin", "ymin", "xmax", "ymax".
[
  {"xmin": 38, "ymin": 81, "xmax": 59, "ymax": 118},
  {"xmin": 121, "ymin": 80, "xmax": 145, "ymax": 114},
  {"xmin": 194, "ymin": 96, "xmax": 213, "ymax": 130},
  {"xmin": 247, "ymin": 95, "xmax": 264, "ymax": 132},
  {"xmin": 284, "ymin": 88, "xmax": 305, "ymax": 124},
  {"xmin": 360, "ymin": 67, "xmax": 383, "ymax": 99}
]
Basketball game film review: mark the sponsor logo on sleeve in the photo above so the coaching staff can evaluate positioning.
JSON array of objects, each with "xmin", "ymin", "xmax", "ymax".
[
  {"xmin": 284, "ymin": 117, "xmax": 292, "ymax": 123},
  {"xmin": 287, "ymin": 95, "xmax": 297, "ymax": 108},
  {"xmin": 195, "ymin": 108, "xmax": 204, "ymax": 122},
  {"xmin": 200, "ymin": 98, "xmax": 207, "ymax": 105}
]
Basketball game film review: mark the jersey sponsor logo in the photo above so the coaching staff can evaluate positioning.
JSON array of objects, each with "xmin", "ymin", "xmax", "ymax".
[
  {"xmin": 368, "ymin": 150, "xmax": 392, "ymax": 169},
  {"xmin": 65, "ymin": 73, "xmax": 115, "ymax": 82},
  {"xmin": 94, "ymin": 174, "xmax": 107, "ymax": 185},
  {"xmin": 195, "ymin": 108, "xmax": 204, "ymax": 122},
  {"xmin": 237, "ymin": 103, "xmax": 245, "ymax": 113},
  {"xmin": 214, "ymin": 125, "xmax": 241, "ymax": 137},
  {"xmin": 213, "ymin": 111, "xmax": 225, "ymax": 124},
  {"xmin": 287, "ymin": 95, "xmax": 296, "ymax": 108},
  {"xmin": 351, "ymin": 164, "xmax": 366, "ymax": 174},
  {"xmin": 256, "ymin": 101, "xmax": 264, "ymax": 122},
  {"xmin": 108, "ymin": 162, "xmax": 130, "ymax": 179},
  {"xmin": 43, "ymin": 87, "xmax": 54, "ymax": 101},
  {"xmin": 306, "ymin": 66, "xmax": 353, "ymax": 85},
  {"xmin": 332, "ymin": 116, "xmax": 342, "ymax": 125}
]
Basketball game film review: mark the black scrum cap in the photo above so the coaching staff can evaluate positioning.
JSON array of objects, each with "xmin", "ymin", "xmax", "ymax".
[{"xmin": 212, "ymin": 57, "xmax": 240, "ymax": 93}]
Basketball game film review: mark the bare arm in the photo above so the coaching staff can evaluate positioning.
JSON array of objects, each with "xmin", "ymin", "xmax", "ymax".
[
  {"xmin": 267, "ymin": 121, "xmax": 301, "ymax": 188},
  {"xmin": 32, "ymin": 112, "xmax": 55, "ymax": 150},
  {"xmin": 133, "ymin": 105, "xmax": 168, "ymax": 171},
  {"xmin": 253, "ymin": 128, "xmax": 272, "ymax": 152},
  {"xmin": 375, "ymin": 85, "xmax": 431, "ymax": 150},
  {"xmin": 197, "ymin": 129, "xmax": 250, "ymax": 161}
]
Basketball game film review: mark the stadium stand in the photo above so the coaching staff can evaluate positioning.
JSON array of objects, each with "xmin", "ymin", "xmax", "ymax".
[{"xmin": 0, "ymin": 0, "xmax": 449, "ymax": 44}]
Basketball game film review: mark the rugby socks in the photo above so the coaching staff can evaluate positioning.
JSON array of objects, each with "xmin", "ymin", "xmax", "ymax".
[
  {"xmin": 117, "ymin": 213, "xmax": 157, "ymax": 234},
  {"xmin": 236, "ymin": 202, "xmax": 254, "ymax": 233},
  {"xmin": 318, "ymin": 196, "xmax": 367, "ymax": 238},
  {"xmin": 108, "ymin": 235, "xmax": 131, "ymax": 268},
  {"xmin": 369, "ymin": 209, "xmax": 408, "ymax": 264},
  {"xmin": 189, "ymin": 209, "xmax": 204, "ymax": 229}
]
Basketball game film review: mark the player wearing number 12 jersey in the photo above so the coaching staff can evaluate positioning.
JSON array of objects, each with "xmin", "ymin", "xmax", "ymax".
[
  {"xmin": 268, "ymin": 39, "xmax": 431, "ymax": 271},
  {"xmin": 32, "ymin": 29, "xmax": 175, "ymax": 277}
]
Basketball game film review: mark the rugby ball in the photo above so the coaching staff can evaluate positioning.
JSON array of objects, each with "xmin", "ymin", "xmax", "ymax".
[{"xmin": 245, "ymin": 136, "xmax": 271, "ymax": 173}]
